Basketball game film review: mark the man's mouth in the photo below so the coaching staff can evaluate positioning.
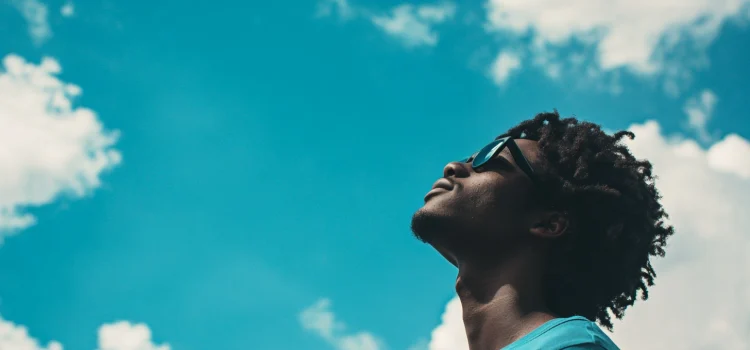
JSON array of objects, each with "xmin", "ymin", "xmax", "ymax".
[
  {"xmin": 431, "ymin": 178, "xmax": 454, "ymax": 191},
  {"xmin": 424, "ymin": 178, "xmax": 454, "ymax": 201}
]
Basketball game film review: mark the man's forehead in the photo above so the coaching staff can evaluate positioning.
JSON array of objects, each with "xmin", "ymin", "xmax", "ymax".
[{"xmin": 515, "ymin": 138, "xmax": 539, "ymax": 148}]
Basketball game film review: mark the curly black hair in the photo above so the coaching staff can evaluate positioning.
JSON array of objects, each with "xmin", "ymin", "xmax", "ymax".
[{"xmin": 503, "ymin": 111, "xmax": 674, "ymax": 330}]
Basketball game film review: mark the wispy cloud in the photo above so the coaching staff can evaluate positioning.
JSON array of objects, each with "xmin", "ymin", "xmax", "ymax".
[
  {"xmin": 60, "ymin": 2, "xmax": 75, "ymax": 17},
  {"xmin": 10, "ymin": 0, "xmax": 52, "ymax": 45},
  {"xmin": 300, "ymin": 299, "xmax": 383, "ymax": 350},
  {"xmin": 316, "ymin": 1, "xmax": 456, "ymax": 48},
  {"xmin": 420, "ymin": 120, "xmax": 750, "ymax": 349},
  {"xmin": 489, "ymin": 51, "xmax": 522, "ymax": 86},
  {"xmin": 684, "ymin": 89, "xmax": 718, "ymax": 142},
  {"xmin": 0, "ymin": 54, "xmax": 121, "ymax": 238},
  {"xmin": 316, "ymin": 0, "xmax": 355, "ymax": 20},
  {"xmin": 484, "ymin": 0, "xmax": 750, "ymax": 95},
  {"xmin": 371, "ymin": 3, "xmax": 456, "ymax": 47}
]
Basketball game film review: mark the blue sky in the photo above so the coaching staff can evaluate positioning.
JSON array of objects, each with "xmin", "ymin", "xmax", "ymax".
[{"xmin": 1, "ymin": 0, "xmax": 750, "ymax": 349}]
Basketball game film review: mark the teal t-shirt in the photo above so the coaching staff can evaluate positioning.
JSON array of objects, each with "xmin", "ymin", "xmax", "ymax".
[{"xmin": 502, "ymin": 316, "xmax": 620, "ymax": 350}]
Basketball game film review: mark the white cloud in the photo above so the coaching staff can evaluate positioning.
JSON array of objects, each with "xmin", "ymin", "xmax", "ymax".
[
  {"xmin": 9, "ymin": 0, "xmax": 52, "ymax": 45},
  {"xmin": 489, "ymin": 51, "xmax": 522, "ymax": 86},
  {"xmin": 484, "ymin": 0, "xmax": 750, "ymax": 94},
  {"xmin": 684, "ymin": 89, "xmax": 718, "ymax": 142},
  {"xmin": 300, "ymin": 299, "xmax": 383, "ymax": 350},
  {"xmin": 486, "ymin": 0, "xmax": 747, "ymax": 72},
  {"xmin": 425, "ymin": 297, "xmax": 468, "ymax": 350},
  {"xmin": 0, "ymin": 317, "xmax": 170, "ymax": 350},
  {"xmin": 609, "ymin": 122, "xmax": 750, "ymax": 349},
  {"xmin": 707, "ymin": 134, "xmax": 750, "ymax": 179},
  {"xmin": 0, "ymin": 315, "xmax": 63, "ymax": 350},
  {"xmin": 60, "ymin": 2, "xmax": 75, "ymax": 17},
  {"xmin": 422, "ymin": 120, "xmax": 750, "ymax": 349},
  {"xmin": 97, "ymin": 322, "xmax": 170, "ymax": 350},
  {"xmin": 317, "ymin": 1, "xmax": 456, "ymax": 48},
  {"xmin": 370, "ymin": 2, "xmax": 456, "ymax": 47},
  {"xmin": 0, "ymin": 54, "xmax": 121, "ymax": 238},
  {"xmin": 0, "ymin": 55, "xmax": 151, "ymax": 350},
  {"xmin": 316, "ymin": 0, "xmax": 355, "ymax": 20},
  {"xmin": 416, "ymin": 3, "xmax": 455, "ymax": 22}
]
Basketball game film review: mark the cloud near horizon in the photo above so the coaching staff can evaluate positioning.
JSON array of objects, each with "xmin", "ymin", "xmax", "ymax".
[
  {"xmin": 97, "ymin": 321, "xmax": 171, "ymax": 350},
  {"xmin": 0, "ymin": 316, "xmax": 170, "ymax": 350}
]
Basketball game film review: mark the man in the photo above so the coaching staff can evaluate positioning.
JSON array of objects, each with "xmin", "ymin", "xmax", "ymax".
[{"xmin": 411, "ymin": 111, "xmax": 674, "ymax": 350}]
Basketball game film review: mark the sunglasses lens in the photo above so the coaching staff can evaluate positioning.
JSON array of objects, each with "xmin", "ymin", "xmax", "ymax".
[{"xmin": 473, "ymin": 138, "xmax": 508, "ymax": 167}]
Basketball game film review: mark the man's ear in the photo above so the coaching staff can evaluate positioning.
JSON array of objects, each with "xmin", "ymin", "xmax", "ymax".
[{"xmin": 529, "ymin": 211, "xmax": 568, "ymax": 239}]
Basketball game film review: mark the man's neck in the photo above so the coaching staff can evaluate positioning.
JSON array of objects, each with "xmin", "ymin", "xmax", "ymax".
[{"xmin": 455, "ymin": 249, "xmax": 556, "ymax": 350}]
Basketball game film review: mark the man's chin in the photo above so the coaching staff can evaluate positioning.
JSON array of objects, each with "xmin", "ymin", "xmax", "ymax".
[
  {"xmin": 410, "ymin": 207, "xmax": 457, "ymax": 244},
  {"xmin": 411, "ymin": 209, "xmax": 461, "ymax": 266}
]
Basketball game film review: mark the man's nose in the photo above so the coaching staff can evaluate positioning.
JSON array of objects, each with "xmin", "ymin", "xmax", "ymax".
[{"xmin": 443, "ymin": 161, "xmax": 470, "ymax": 178}]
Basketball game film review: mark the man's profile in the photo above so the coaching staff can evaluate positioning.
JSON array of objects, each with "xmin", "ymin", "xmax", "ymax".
[{"xmin": 411, "ymin": 111, "xmax": 674, "ymax": 350}]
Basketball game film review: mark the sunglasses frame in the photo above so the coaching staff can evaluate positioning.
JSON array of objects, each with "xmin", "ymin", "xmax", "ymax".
[{"xmin": 461, "ymin": 136, "xmax": 536, "ymax": 181}]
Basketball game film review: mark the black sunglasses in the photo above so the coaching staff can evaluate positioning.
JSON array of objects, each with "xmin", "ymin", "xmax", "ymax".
[{"xmin": 460, "ymin": 136, "xmax": 536, "ymax": 181}]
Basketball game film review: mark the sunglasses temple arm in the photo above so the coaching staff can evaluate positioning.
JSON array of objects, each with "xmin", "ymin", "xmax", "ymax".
[{"xmin": 508, "ymin": 141, "xmax": 535, "ymax": 177}]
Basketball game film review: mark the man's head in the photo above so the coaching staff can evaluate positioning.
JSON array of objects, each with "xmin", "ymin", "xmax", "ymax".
[{"xmin": 411, "ymin": 111, "xmax": 674, "ymax": 330}]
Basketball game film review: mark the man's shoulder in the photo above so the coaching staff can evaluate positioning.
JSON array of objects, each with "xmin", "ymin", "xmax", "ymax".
[{"xmin": 504, "ymin": 316, "xmax": 620, "ymax": 350}]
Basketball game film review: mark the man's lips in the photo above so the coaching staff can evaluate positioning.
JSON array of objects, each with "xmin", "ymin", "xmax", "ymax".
[
  {"xmin": 424, "ymin": 178, "xmax": 454, "ymax": 201},
  {"xmin": 431, "ymin": 178, "xmax": 454, "ymax": 191}
]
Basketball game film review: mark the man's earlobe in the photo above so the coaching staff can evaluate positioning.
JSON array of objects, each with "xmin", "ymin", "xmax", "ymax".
[{"xmin": 529, "ymin": 212, "xmax": 568, "ymax": 238}]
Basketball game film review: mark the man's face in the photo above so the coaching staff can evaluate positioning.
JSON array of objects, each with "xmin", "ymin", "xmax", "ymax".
[{"xmin": 411, "ymin": 139, "xmax": 542, "ymax": 263}]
